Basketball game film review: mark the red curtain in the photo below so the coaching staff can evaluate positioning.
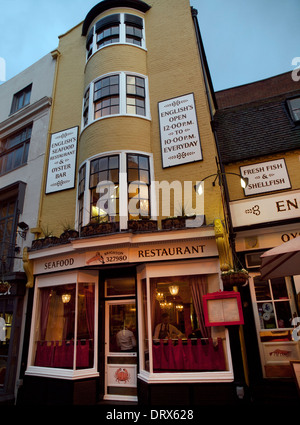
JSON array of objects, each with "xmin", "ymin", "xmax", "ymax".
[
  {"xmin": 190, "ymin": 276, "xmax": 211, "ymax": 338},
  {"xmin": 153, "ymin": 338, "xmax": 225, "ymax": 372}
]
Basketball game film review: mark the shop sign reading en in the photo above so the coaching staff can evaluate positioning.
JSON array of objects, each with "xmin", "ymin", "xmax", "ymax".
[
  {"xmin": 45, "ymin": 126, "xmax": 78, "ymax": 194},
  {"xmin": 158, "ymin": 93, "xmax": 202, "ymax": 168}
]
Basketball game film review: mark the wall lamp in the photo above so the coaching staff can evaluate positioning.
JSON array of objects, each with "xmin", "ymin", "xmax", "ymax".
[
  {"xmin": 194, "ymin": 172, "xmax": 249, "ymax": 196},
  {"xmin": 17, "ymin": 222, "xmax": 29, "ymax": 239}
]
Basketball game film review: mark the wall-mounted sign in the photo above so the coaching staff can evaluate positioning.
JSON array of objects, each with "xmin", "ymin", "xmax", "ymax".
[
  {"xmin": 158, "ymin": 93, "xmax": 202, "ymax": 168},
  {"xmin": 45, "ymin": 126, "xmax": 78, "ymax": 194},
  {"xmin": 230, "ymin": 189, "xmax": 300, "ymax": 228},
  {"xmin": 202, "ymin": 291, "xmax": 244, "ymax": 326},
  {"xmin": 32, "ymin": 238, "xmax": 218, "ymax": 274},
  {"xmin": 240, "ymin": 159, "xmax": 291, "ymax": 196}
]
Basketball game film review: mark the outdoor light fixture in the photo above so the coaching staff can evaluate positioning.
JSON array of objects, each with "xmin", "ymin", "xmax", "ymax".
[
  {"xmin": 17, "ymin": 222, "xmax": 29, "ymax": 239},
  {"xmin": 168, "ymin": 285, "xmax": 179, "ymax": 296},
  {"xmin": 194, "ymin": 172, "xmax": 249, "ymax": 195},
  {"xmin": 61, "ymin": 294, "xmax": 71, "ymax": 304}
]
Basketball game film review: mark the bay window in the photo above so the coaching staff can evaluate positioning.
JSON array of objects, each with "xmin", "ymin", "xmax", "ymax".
[
  {"xmin": 77, "ymin": 152, "xmax": 153, "ymax": 228},
  {"xmin": 138, "ymin": 262, "xmax": 233, "ymax": 381},
  {"xmin": 27, "ymin": 271, "xmax": 98, "ymax": 378},
  {"xmin": 94, "ymin": 75, "xmax": 119, "ymax": 119},
  {"xmin": 83, "ymin": 72, "xmax": 149, "ymax": 127},
  {"xmin": 86, "ymin": 13, "xmax": 145, "ymax": 59},
  {"xmin": 89, "ymin": 155, "xmax": 119, "ymax": 222}
]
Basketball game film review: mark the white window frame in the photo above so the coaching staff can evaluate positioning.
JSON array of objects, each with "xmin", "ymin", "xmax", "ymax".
[
  {"xmin": 75, "ymin": 150, "xmax": 156, "ymax": 231},
  {"xmin": 136, "ymin": 260, "xmax": 234, "ymax": 384},
  {"xmin": 25, "ymin": 271, "xmax": 99, "ymax": 380},
  {"xmin": 86, "ymin": 13, "xmax": 146, "ymax": 61},
  {"xmin": 82, "ymin": 72, "xmax": 150, "ymax": 129}
]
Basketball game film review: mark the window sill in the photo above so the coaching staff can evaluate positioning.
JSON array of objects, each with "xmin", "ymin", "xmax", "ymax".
[
  {"xmin": 137, "ymin": 370, "xmax": 234, "ymax": 384},
  {"xmin": 25, "ymin": 366, "xmax": 99, "ymax": 381},
  {"xmin": 86, "ymin": 42, "xmax": 147, "ymax": 67},
  {"xmin": 81, "ymin": 113, "xmax": 151, "ymax": 136}
]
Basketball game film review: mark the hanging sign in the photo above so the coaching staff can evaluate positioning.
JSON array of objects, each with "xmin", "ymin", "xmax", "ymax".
[
  {"xmin": 158, "ymin": 93, "xmax": 202, "ymax": 168},
  {"xmin": 45, "ymin": 126, "xmax": 78, "ymax": 194},
  {"xmin": 202, "ymin": 291, "xmax": 244, "ymax": 326}
]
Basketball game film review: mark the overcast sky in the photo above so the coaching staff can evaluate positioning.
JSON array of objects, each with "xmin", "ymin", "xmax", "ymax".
[{"xmin": 0, "ymin": 0, "xmax": 299, "ymax": 90}]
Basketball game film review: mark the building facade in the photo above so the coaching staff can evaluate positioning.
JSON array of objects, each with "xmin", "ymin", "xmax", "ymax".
[
  {"xmin": 0, "ymin": 53, "xmax": 56, "ymax": 403},
  {"xmin": 214, "ymin": 72, "xmax": 300, "ymax": 401},
  {"xmin": 17, "ymin": 0, "xmax": 247, "ymax": 406}
]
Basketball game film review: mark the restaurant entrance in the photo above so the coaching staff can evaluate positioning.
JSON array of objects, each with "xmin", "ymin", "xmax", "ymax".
[{"xmin": 100, "ymin": 268, "xmax": 138, "ymax": 402}]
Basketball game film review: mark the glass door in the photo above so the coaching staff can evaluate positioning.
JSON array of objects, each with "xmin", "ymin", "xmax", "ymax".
[{"xmin": 104, "ymin": 299, "xmax": 137, "ymax": 401}]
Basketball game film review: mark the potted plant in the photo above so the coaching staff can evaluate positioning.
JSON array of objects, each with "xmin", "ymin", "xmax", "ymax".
[
  {"xmin": 221, "ymin": 268, "xmax": 249, "ymax": 290},
  {"xmin": 0, "ymin": 281, "xmax": 11, "ymax": 294},
  {"xmin": 31, "ymin": 227, "xmax": 59, "ymax": 249},
  {"xmin": 59, "ymin": 223, "xmax": 79, "ymax": 243}
]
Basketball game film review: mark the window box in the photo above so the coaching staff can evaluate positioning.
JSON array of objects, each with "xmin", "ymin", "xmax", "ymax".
[
  {"xmin": 128, "ymin": 219, "xmax": 157, "ymax": 232},
  {"xmin": 59, "ymin": 229, "xmax": 79, "ymax": 243},
  {"xmin": 161, "ymin": 216, "xmax": 188, "ymax": 230},
  {"xmin": 31, "ymin": 236, "xmax": 60, "ymax": 250},
  {"xmin": 81, "ymin": 221, "xmax": 119, "ymax": 237}
]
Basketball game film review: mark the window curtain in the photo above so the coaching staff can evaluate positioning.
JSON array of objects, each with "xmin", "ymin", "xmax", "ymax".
[
  {"xmin": 35, "ymin": 288, "xmax": 53, "ymax": 367},
  {"xmin": 84, "ymin": 287, "xmax": 95, "ymax": 339},
  {"xmin": 190, "ymin": 275, "xmax": 211, "ymax": 338},
  {"xmin": 153, "ymin": 338, "xmax": 226, "ymax": 372}
]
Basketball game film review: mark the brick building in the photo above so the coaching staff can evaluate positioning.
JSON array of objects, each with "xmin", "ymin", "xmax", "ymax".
[
  {"xmin": 17, "ymin": 0, "xmax": 245, "ymax": 406},
  {"xmin": 0, "ymin": 53, "xmax": 56, "ymax": 404},
  {"xmin": 214, "ymin": 71, "xmax": 300, "ymax": 402}
]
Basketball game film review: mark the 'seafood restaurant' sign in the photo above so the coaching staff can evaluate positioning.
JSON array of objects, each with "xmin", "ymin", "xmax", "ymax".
[
  {"xmin": 33, "ymin": 239, "xmax": 218, "ymax": 274},
  {"xmin": 158, "ymin": 93, "xmax": 202, "ymax": 168},
  {"xmin": 45, "ymin": 126, "xmax": 78, "ymax": 194}
]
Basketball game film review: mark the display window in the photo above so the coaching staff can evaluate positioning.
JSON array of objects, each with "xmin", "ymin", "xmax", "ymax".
[
  {"xmin": 250, "ymin": 274, "xmax": 300, "ymax": 378},
  {"xmin": 26, "ymin": 271, "xmax": 98, "ymax": 379},
  {"xmin": 0, "ymin": 298, "xmax": 13, "ymax": 388},
  {"xmin": 137, "ymin": 261, "xmax": 234, "ymax": 382}
]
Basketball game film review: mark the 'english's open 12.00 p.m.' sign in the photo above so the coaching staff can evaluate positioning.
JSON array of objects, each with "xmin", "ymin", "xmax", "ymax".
[
  {"xmin": 158, "ymin": 93, "xmax": 202, "ymax": 168},
  {"xmin": 45, "ymin": 126, "xmax": 78, "ymax": 194}
]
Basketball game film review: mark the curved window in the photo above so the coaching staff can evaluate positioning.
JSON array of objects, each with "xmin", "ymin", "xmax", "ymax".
[
  {"xmin": 86, "ymin": 13, "xmax": 145, "ymax": 59},
  {"xmin": 82, "ymin": 72, "xmax": 149, "ymax": 127},
  {"xmin": 94, "ymin": 75, "xmax": 119, "ymax": 119},
  {"xmin": 77, "ymin": 152, "xmax": 153, "ymax": 229}
]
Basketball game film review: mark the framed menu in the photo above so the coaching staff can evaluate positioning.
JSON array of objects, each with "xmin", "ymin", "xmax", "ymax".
[{"xmin": 202, "ymin": 291, "xmax": 244, "ymax": 326}]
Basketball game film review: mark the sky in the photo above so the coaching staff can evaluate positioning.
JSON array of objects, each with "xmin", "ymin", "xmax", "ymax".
[{"xmin": 0, "ymin": 0, "xmax": 300, "ymax": 91}]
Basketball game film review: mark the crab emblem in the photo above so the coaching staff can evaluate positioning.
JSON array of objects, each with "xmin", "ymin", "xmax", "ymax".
[{"xmin": 115, "ymin": 367, "xmax": 130, "ymax": 384}]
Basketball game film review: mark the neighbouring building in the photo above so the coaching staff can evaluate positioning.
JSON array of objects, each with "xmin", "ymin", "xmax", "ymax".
[
  {"xmin": 16, "ymin": 0, "xmax": 248, "ymax": 406},
  {"xmin": 0, "ymin": 53, "xmax": 56, "ymax": 404},
  {"xmin": 214, "ymin": 71, "xmax": 300, "ymax": 402}
]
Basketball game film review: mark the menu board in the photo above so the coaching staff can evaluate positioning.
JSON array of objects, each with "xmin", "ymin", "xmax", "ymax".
[{"xmin": 203, "ymin": 291, "xmax": 244, "ymax": 326}]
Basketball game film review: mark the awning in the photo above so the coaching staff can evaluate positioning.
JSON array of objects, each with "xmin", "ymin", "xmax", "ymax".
[{"xmin": 260, "ymin": 237, "xmax": 300, "ymax": 280}]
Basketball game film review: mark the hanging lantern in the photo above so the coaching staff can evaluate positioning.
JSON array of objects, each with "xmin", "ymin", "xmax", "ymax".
[{"xmin": 168, "ymin": 285, "xmax": 179, "ymax": 296}]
